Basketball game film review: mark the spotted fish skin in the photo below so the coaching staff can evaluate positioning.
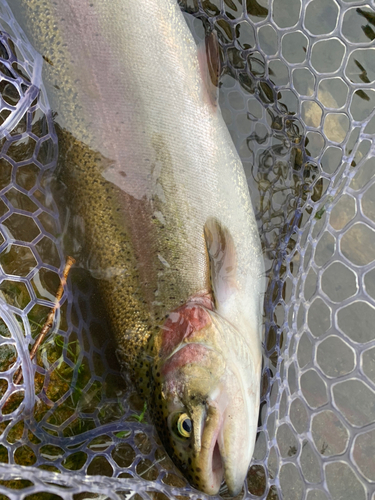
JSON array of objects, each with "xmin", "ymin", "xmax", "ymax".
[{"xmin": 11, "ymin": 0, "xmax": 265, "ymax": 495}]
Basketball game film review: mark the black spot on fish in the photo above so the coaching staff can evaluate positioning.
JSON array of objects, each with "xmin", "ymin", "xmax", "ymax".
[{"xmin": 42, "ymin": 55, "xmax": 54, "ymax": 66}]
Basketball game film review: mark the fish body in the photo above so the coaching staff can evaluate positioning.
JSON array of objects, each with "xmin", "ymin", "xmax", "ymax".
[{"xmin": 12, "ymin": 0, "xmax": 265, "ymax": 494}]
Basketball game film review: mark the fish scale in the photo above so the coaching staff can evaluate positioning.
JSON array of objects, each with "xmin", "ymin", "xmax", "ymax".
[{"xmin": 55, "ymin": 127, "xmax": 152, "ymax": 367}]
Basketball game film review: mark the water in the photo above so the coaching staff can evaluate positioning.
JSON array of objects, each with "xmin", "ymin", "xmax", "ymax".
[{"xmin": 0, "ymin": 0, "xmax": 374, "ymax": 499}]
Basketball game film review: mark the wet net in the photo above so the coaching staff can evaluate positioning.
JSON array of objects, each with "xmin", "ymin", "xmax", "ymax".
[{"xmin": 0, "ymin": 0, "xmax": 374, "ymax": 499}]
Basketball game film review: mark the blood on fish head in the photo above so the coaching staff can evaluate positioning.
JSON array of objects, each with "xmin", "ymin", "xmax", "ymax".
[{"xmin": 149, "ymin": 299, "xmax": 256, "ymax": 496}]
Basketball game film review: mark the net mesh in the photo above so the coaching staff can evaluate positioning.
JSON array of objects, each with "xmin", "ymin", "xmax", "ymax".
[{"xmin": 0, "ymin": 0, "xmax": 374, "ymax": 499}]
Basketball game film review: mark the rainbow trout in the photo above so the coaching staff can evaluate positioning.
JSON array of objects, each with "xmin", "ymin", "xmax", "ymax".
[{"xmin": 12, "ymin": 0, "xmax": 265, "ymax": 495}]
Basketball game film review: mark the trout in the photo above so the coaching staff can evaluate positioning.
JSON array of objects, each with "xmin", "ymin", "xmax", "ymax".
[{"xmin": 12, "ymin": 0, "xmax": 265, "ymax": 495}]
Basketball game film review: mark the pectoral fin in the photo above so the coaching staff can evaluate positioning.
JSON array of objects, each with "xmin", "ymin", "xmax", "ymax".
[
  {"xmin": 197, "ymin": 31, "xmax": 221, "ymax": 108},
  {"xmin": 204, "ymin": 218, "xmax": 237, "ymax": 308}
]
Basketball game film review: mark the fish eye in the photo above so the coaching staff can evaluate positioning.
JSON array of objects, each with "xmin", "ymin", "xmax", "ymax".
[{"xmin": 176, "ymin": 413, "xmax": 192, "ymax": 438}]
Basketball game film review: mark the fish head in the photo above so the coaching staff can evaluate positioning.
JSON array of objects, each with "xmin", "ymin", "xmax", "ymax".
[{"xmin": 150, "ymin": 301, "xmax": 259, "ymax": 496}]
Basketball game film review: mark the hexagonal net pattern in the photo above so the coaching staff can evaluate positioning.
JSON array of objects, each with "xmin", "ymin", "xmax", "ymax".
[{"xmin": 0, "ymin": 0, "xmax": 374, "ymax": 499}]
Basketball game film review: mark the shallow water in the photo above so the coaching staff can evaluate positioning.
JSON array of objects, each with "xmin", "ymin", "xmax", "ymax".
[{"xmin": 0, "ymin": 0, "xmax": 374, "ymax": 499}]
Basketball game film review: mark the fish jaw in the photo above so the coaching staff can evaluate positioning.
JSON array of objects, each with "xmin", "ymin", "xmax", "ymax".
[
  {"xmin": 193, "ymin": 367, "xmax": 259, "ymax": 496},
  {"xmin": 150, "ymin": 301, "xmax": 260, "ymax": 496}
]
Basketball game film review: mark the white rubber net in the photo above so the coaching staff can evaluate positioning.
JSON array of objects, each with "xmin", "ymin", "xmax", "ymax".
[{"xmin": 0, "ymin": 0, "xmax": 374, "ymax": 499}]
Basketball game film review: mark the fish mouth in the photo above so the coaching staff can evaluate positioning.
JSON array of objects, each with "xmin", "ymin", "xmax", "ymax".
[
  {"xmin": 207, "ymin": 417, "xmax": 243, "ymax": 497},
  {"xmin": 196, "ymin": 392, "xmax": 247, "ymax": 497},
  {"xmin": 212, "ymin": 441, "xmax": 223, "ymax": 477},
  {"xmin": 208, "ymin": 439, "xmax": 224, "ymax": 494}
]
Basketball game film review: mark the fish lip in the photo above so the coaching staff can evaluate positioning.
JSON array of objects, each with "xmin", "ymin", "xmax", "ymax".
[{"xmin": 200, "ymin": 400, "xmax": 225, "ymax": 495}]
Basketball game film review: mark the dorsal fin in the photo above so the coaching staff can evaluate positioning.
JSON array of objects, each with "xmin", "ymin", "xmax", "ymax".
[{"xmin": 204, "ymin": 218, "xmax": 237, "ymax": 309}]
